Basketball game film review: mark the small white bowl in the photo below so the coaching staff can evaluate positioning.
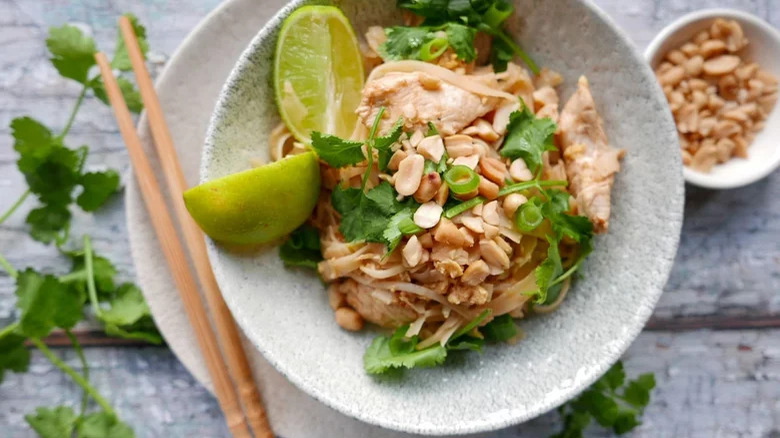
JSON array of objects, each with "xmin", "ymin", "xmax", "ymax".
[{"xmin": 645, "ymin": 9, "xmax": 780, "ymax": 190}]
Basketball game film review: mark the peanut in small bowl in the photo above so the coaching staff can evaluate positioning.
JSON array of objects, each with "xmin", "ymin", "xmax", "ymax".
[{"xmin": 646, "ymin": 9, "xmax": 780, "ymax": 189}]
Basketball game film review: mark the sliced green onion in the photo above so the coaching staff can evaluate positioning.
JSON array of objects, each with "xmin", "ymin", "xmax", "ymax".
[
  {"xmin": 398, "ymin": 217, "xmax": 423, "ymax": 235},
  {"xmin": 515, "ymin": 198, "xmax": 543, "ymax": 232},
  {"xmin": 444, "ymin": 165, "xmax": 480, "ymax": 195},
  {"xmin": 498, "ymin": 180, "xmax": 567, "ymax": 197},
  {"xmin": 420, "ymin": 37, "xmax": 449, "ymax": 61},
  {"xmin": 444, "ymin": 196, "xmax": 485, "ymax": 219},
  {"xmin": 482, "ymin": 1, "xmax": 514, "ymax": 30}
]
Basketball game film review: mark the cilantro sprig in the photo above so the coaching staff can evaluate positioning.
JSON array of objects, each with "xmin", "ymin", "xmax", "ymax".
[
  {"xmin": 550, "ymin": 361, "xmax": 656, "ymax": 437},
  {"xmin": 309, "ymin": 109, "xmax": 421, "ymax": 255},
  {"xmin": 385, "ymin": 0, "xmax": 539, "ymax": 73},
  {"xmin": 1, "ymin": 15, "xmax": 159, "ymax": 437},
  {"xmin": 10, "ymin": 14, "xmax": 147, "ymax": 245}
]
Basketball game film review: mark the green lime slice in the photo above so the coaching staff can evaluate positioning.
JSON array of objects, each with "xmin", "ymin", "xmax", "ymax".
[
  {"xmin": 184, "ymin": 152, "xmax": 320, "ymax": 245},
  {"xmin": 274, "ymin": 6, "xmax": 364, "ymax": 143}
]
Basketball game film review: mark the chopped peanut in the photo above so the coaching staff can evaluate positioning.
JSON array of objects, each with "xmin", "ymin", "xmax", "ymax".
[
  {"xmin": 335, "ymin": 307, "xmax": 364, "ymax": 331},
  {"xmin": 655, "ymin": 18, "xmax": 777, "ymax": 173}
]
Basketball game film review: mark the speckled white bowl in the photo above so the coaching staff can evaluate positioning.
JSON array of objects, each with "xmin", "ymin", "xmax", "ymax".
[
  {"xmin": 645, "ymin": 9, "xmax": 780, "ymax": 190},
  {"xmin": 202, "ymin": 0, "xmax": 683, "ymax": 435}
]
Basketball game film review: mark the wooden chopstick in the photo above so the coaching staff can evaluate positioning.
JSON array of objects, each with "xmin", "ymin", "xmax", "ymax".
[
  {"xmin": 118, "ymin": 17, "xmax": 273, "ymax": 438},
  {"xmin": 94, "ymin": 52, "xmax": 252, "ymax": 438}
]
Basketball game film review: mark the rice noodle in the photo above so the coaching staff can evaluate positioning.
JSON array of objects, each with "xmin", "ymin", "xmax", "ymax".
[
  {"xmin": 406, "ymin": 309, "xmax": 434, "ymax": 337},
  {"xmin": 367, "ymin": 61, "xmax": 518, "ymax": 102},
  {"xmin": 417, "ymin": 315, "xmax": 462, "ymax": 349},
  {"xmin": 269, "ymin": 122, "xmax": 295, "ymax": 162},
  {"xmin": 482, "ymin": 272, "xmax": 536, "ymax": 317},
  {"xmin": 373, "ymin": 281, "xmax": 471, "ymax": 318},
  {"xmin": 360, "ymin": 264, "xmax": 407, "ymax": 279}
]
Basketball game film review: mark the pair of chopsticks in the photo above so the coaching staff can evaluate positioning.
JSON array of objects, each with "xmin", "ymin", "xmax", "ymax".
[{"xmin": 96, "ymin": 17, "xmax": 273, "ymax": 438}]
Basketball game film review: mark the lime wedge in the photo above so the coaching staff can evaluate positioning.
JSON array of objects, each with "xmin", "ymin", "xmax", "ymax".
[
  {"xmin": 274, "ymin": 6, "xmax": 364, "ymax": 143},
  {"xmin": 183, "ymin": 152, "xmax": 320, "ymax": 245}
]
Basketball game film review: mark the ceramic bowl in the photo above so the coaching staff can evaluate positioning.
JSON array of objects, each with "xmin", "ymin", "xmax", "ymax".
[
  {"xmin": 645, "ymin": 9, "xmax": 780, "ymax": 190},
  {"xmin": 202, "ymin": 0, "xmax": 683, "ymax": 434}
]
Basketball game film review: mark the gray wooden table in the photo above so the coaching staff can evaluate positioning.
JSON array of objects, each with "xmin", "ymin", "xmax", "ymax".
[{"xmin": 1, "ymin": 1, "xmax": 779, "ymax": 437}]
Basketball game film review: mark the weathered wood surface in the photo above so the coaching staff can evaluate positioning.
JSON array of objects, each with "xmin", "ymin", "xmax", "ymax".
[{"xmin": 0, "ymin": 0, "xmax": 779, "ymax": 437}]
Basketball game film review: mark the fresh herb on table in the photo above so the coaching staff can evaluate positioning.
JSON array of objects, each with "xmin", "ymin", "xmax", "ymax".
[
  {"xmin": 550, "ymin": 361, "xmax": 656, "ymax": 437},
  {"xmin": 0, "ymin": 14, "xmax": 159, "ymax": 438},
  {"xmin": 379, "ymin": 0, "xmax": 539, "ymax": 73}
]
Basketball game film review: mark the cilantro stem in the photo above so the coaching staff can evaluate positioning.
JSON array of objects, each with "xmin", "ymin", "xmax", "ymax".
[
  {"xmin": 549, "ymin": 259, "xmax": 584, "ymax": 287},
  {"xmin": 362, "ymin": 107, "xmax": 386, "ymax": 192},
  {"xmin": 0, "ymin": 252, "xmax": 18, "ymax": 279},
  {"xmin": 65, "ymin": 329, "xmax": 90, "ymax": 419},
  {"xmin": 495, "ymin": 31, "xmax": 539, "ymax": 75},
  {"xmin": 82, "ymin": 235, "xmax": 101, "ymax": 317},
  {"xmin": 0, "ymin": 322, "xmax": 19, "ymax": 338},
  {"xmin": 498, "ymin": 180, "xmax": 567, "ymax": 197},
  {"xmin": 58, "ymin": 83, "xmax": 89, "ymax": 140},
  {"xmin": 0, "ymin": 189, "xmax": 31, "ymax": 226},
  {"xmin": 30, "ymin": 337, "xmax": 116, "ymax": 417}
]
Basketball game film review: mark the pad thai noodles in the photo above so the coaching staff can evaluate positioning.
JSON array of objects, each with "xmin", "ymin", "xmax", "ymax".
[{"xmin": 273, "ymin": 2, "xmax": 625, "ymax": 374}]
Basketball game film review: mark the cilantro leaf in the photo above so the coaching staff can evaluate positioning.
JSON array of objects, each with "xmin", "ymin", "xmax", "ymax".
[
  {"xmin": 382, "ymin": 208, "xmax": 416, "ymax": 254},
  {"xmin": 542, "ymin": 190, "xmax": 593, "ymax": 244},
  {"xmin": 364, "ymin": 327, "xmax": 447, "ymax": 374},
  {"xmin": 15, "ymin": 269, "xmax": 84, "ymax": 338},
  {"xmin": 374, "ymin": 118, "xmax": 404, "ymax": 171},
  {"xmin": 331, "ymin": 185, "xmax": 361, "ymax": 214},
  {"xmin": 12, "ymin": 117, "xmax": 83, "ymax": 208},
  {"xmin": 334, "ymin": 182, "xmax": 414, "ymax": 248},
  {"xmin": 78, "ymin": 411, "xmax": 135, "ymax": 438},
  {"xmin": 445, "ymin": 23, "xmax": 477, "ymax": 62},
  {"xmin": 379, "ymin": 27, "xmax": 432, "ymax": 61},
  {"xmin": 10, "ymin": 117, "xmax": 54, "ymax": 172},
  {"xmin": 25, "ymin": 406, "xmax": 77, "ymax": 438},
  {"xmin": 597, "ymin": 360, "xmax": 626, "ymax": 392},
  {"xmin": 46, "ymin": 24, "xmax": 97, "ymax": 83},
  {"xmin": 363, "ymin": 181, "xmax": 401, "ymax": 216},
  {"xmin": 279, "ymin": 225, "xmax": 323, "ymax": 269},
  {"xmin": 91, "ymin": 77, "xmax": 144, "ymax": 114},
  {"xmin": 446, "ymin": 336, "xmax": 484, "ymax": 352},
  {"xmin": 0, "ymin": 331, "xmax": 30, "ymax": 383},
  {"xmin": 396, "ymin": 0, "xmax": 449, "ymax": 18},
  {"xmin": 574, "ymin": 389, "xmax": 620, "ymax": 427},
  {"xmin": 103, "ymin": 319, "xmax": 162, "ymax": 344},
  {"xmin": 481, "ymin": 314, "xmax": 517, "ymax": 342},
  {"xmin": 99, "ymin": 283, "xmax": 150, "ymax": 326},
  {"xmin": 500, "ymin": 106, "xmax": 558, "ymax": 175},
  {"xmin": 550, "ymin": 410, "xmax": 591, "ymax": 438},
  {"xmin": 309, "ymin": 131, "xmax": 365, "ymax": 168},
  {"xmin": 76, "ymin": 170, "xmax": 121, "ymax": 212},
  {"xmin": 111, "ymin": 13, "xmax": 148, "ymax": 71},
  {"xmin": 380, "ymin": 24, "xmax": 476, "ymax": 63},
  {"xmin": 490, "ymin": 35, "xmax": 514, "ymax": 72},
  {"xmin": 26, "ymin": 205, "xmax": 71, "ymax": 245},
  {"xmin": 533, "ymin": 236, "xmax": 563, "ymax": 305},
  {"xmin": 64, "ymin": 249, "xmax": 117, "ymax": 297},
  {"xmin": 100, "ymin": 284, "xmax": 162, "ymax": 344},
  {"xmin": 622, "ymin": 373, "xmax": 656, "ymax": 408},
  {"xmin": 550, "ymin": 361, "xmax": 655, "ymax": 437},
  {"xmin": 613, "ymin": 410, "xmax": 641, "ymax": 434}
]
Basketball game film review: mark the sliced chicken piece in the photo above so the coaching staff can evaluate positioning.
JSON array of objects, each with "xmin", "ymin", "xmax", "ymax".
[
  {"xmin": 558, "ymin": 76, "xmax": 625, "ymax": 233},
  {"xmin": 340, "ymin": 280, "xmax": 418, "ymax": 328},
  {"xmin": 357, "ymin": 71, "xmax": 500, "ymax": 136}
]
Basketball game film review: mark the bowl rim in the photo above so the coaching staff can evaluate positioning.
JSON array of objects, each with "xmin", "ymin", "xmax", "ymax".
[
  {"xmin": 202, "ymin": 0, "xmax": 682, "ymax": 434},
  {"xmin": 644, "ymin": 8, "xmax": 780, "ymax": 190}
]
